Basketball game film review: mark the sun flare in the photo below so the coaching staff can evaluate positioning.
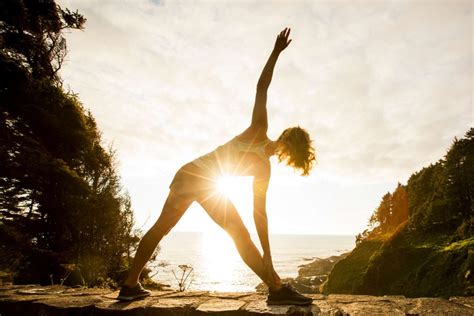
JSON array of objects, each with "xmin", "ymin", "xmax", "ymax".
[
  {"xmin": 216, "ymin": 175, "xmax": 240, "ymax": 196},
  {"xmin": 214, "ymin": 175, "xmax": 254, "ymax": 220}
]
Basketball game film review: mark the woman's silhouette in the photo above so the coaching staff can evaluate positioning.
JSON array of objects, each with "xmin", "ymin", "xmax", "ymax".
[{"xmin": 118, "ymin": 28, "xmax": 316, "ymax": 305}]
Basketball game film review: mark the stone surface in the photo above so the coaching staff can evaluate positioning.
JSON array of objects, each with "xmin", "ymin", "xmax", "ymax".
[
  {"xmin": 449, "ymin": 296, "xmax": 474, "ymax": 309},
  {"xmin": 405, "ymin": 297, "xmax": 473, "ymax": 315},
  {"xmin": 244, "ymin": 299, "xmax": 292, "ymax": 315},
  {"xmin": 196, "ymin": 298, "xmax": 246, "ymax": 313},
  {"xmin": 0, "ymin": 285, "xmax": 472, "ymax": 315}
]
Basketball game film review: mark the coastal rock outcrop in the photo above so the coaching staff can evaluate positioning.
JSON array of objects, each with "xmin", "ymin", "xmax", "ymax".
[{"xmin": 256, "ymin": 253, "xmax": 349, "ymax": 294}]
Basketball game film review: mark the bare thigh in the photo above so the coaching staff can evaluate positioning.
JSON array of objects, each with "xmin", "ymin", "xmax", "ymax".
[
  {"xmin": 149, "ymin": 189, "xmax": 194, "ymax": 237},
  {"xmin": 197, "ymin": 193, "xmax": 250, "ymax": 239}
]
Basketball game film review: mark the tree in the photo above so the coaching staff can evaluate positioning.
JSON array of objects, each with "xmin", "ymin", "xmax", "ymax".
[
  {"xmin": 0, "ymin": 0, "xmax": 138, "ymax": 286},
  {"xmin": 0, "ymin": 0, "xmax": 85, "ymax": 82},
  {"xmin": 370, "ymin": 192, "xmax": 392, "ymax": 233},
  {"xmin": 444, "ymin": 129, "xmax": 474, "ymax": 233},
  {"xmin": 360, "ymin": 128, "xmax": 473, "ymax": 241},
  {"xmin": 391, "ymin": 184, "xmax": 409, "ymax": 228}
]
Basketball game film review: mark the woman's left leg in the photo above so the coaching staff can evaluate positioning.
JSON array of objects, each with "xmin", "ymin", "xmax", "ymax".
[{"xmin": 123, "ymin": 190, "xmax": 194, "ymax": 287}]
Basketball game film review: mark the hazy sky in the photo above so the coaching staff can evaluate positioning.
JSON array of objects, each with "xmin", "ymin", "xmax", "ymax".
[{"xmin": 59, "ymin": 0, "xmax": 472, "ymax": 236}]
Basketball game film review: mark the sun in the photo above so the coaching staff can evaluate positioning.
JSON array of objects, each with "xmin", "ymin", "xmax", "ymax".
[
  {"xmin": 213, "ymin": 174, "xmax": 254, "ymax": 218},
  {"xmin": 216, "ymin": 175, "xmax": 238, "ymax": 196}
]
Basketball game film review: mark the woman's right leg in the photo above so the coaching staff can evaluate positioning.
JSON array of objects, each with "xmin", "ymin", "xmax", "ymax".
[
  {"xmin": 197, "ymin": 193, "xmax": 282, "ymax": 291},
  {"xmin": 123, "ymin": 190, "xmax": 193, "ymax": 287}
]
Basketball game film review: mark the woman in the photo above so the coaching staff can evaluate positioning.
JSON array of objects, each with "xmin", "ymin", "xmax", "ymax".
[{"xmin": 118, "ymin": 28, "xmax": 316, "ymax": 305}]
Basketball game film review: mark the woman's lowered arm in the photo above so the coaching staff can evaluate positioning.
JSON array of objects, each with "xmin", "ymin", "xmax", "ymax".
[
  {"xmin": 251, "ymin": 28, "xmax": 292, "ymax": 131},
  {"xmin": 253, "ymin": 164, "xmax": 282, "ymax": 287}
]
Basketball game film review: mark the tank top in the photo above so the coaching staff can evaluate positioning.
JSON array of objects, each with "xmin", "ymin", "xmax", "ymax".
[{"xmin": 191, "ymin": 137, "xmax": 272, "ymax": 177}]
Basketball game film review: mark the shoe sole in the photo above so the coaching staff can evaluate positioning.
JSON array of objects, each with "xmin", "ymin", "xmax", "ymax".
[
  {"xmin": 266, "ymin": 299, "xmax": 313, "ymax": 306},
  {"xmin": 117, "ymin": 292, "xmax": 151, "ymax": 301}
]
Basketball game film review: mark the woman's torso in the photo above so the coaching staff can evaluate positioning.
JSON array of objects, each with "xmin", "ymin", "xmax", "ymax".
[{"xmin": 189, "ymin": 135, "xmax": 272, "ymax": 178}]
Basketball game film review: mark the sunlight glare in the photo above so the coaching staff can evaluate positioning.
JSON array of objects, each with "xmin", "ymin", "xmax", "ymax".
[
  {"xmin": 200, "ymin": 231, "xmax": 242, "ymax": 291},
  {"xmin": 216, "ymin": 175, "xmax": 239, "ymax": 196}
]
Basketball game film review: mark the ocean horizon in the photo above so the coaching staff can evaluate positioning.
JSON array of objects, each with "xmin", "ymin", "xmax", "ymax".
[{"xmin": 151, "ymin": 231, "xmax": 355, "ymax": 292}]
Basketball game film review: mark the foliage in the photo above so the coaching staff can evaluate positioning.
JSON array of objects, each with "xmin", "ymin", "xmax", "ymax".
[
  {"xmin": 329, "ymin": 231, "xmax": 473, "ymax": 297},
  {"xmin": 0, "ymin": 0, "xmax": 138, "ymax": 286},
  {"xmin": 328, "ymin": 128, "xmax": 474, "ymax": 297},
  {"xmin": 322, "ymin": 239, "xmax": 384, "ymax": 294},
  {"xmin": 330, "ymin": 128, "xmax": 474, "ymax": 296},
  {"xmin": 356, "ymin": 184, "xmax": 409, "ymax": 244},
  {"xmin": 357, "ymin": 128, "xmax": 473, "ymax": 244}
]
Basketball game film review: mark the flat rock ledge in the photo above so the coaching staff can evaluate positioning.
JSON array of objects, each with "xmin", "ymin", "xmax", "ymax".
[{"xmin": 0, "ymin": 285, "xmax": 473, "ymax": 315}]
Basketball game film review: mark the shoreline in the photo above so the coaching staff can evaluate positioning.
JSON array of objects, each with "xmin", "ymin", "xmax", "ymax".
[{"xmin": 256, "ymin": 252, "xmax": 350, "ymax": 293}]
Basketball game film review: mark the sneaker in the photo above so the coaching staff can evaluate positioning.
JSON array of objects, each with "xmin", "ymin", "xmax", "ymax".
[
  {"xmin": 266, "ymin": 283, "xmax": 313, "ymax": 306},
  {"xmin": 117, "ymin": 283, "xmax": 151, "ymax": 301}
]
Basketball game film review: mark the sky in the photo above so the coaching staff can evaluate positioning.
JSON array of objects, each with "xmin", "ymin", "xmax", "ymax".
[{"xmin": 59, "ymin": 0, "xmax": 472, "ymax": 236}]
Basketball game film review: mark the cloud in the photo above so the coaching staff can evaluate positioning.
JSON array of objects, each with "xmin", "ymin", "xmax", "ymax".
[{"xmin": 59, "ymin": 0, "xmax": 472, "ymax": 233}]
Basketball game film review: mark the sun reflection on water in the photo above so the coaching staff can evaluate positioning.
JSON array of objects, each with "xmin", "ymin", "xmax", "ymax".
[{"xmin": 200, "ymin": 231, "xmax": 244, "ymax": 292}]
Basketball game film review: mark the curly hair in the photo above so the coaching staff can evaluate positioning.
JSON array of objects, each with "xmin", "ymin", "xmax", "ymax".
[{"xmin": 275, "ymin": 126, "xmax": 316, "ymax": 176}]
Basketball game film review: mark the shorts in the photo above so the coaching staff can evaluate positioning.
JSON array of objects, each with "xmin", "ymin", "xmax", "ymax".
[{"xmin": 169, "ymin": 162, "xmax": 217, "ymax": 199}]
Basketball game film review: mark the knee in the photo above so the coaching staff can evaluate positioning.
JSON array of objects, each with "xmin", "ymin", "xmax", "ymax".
[
  {"xmin": 149, "ymin": 216, "xmax": 176, "ymax": 238},
  {"xmin": 154, "ymin": 224, "xmax": 173, "ymax": 237},
  {"xmin": 148, "ymin": 217, "xmax": 175, "ymax": 239},
  {"xmin": 145, "ymin": 224, "xmax": 167, "ymax": 240},
  {"xmin": 148, "ymin": 193, "xmax": 190, "ymax": 238}
]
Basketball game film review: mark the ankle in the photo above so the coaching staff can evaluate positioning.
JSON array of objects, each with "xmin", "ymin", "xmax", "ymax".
[
  {"xmin": 268, "ymin": 283, "xmax": 283, "ymax": 292},
  {"xmin": 123, "ymin": 280, "xmax": 138, "ymax": 288}
]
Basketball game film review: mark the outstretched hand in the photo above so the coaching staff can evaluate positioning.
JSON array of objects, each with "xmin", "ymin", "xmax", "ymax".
[{"xmin": 274, "ymin": 27, "xmax": 292, "ymax": 53}]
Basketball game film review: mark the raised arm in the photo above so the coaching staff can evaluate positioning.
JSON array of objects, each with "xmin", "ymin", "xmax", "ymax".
[{"xmin": 251, "ymin": 28, "xmax": 292, "ymax": 131}]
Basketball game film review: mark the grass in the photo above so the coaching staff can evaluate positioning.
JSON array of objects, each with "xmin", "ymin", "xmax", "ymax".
[{"xmin": 324, "ymin": 239, "xmax": 384, "ymax": 294}]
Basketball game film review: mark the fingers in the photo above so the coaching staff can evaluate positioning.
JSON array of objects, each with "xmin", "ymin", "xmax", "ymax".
[
  {"xmin": 279, "ymin": 28, "xmax": 290, "ymax": 37},
  {"xmin": 276, "ymin": 27, "xmax": 292, "ymax": 51},
  {"xmin": 280, "ymin": 28, "xmax": 290, "ymax": 37},
  {"xmin": 278, "ymin": 27, "xmax": 291, "ymax": 41}
]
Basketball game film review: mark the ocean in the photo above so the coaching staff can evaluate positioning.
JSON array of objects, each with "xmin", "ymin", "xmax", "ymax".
[{"xmin": 151, "ymin": 232, "xmax": 355, "ymax": 292}]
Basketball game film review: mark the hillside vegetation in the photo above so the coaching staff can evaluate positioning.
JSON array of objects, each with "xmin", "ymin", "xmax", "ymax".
[{"xmin": 323, "ymin": 128, "xmax": 473, "ymax": 297}]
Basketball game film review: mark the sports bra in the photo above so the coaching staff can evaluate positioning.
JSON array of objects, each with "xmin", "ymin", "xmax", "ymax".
[{"xmin": 190, "ymin": 136, "xmax": 272, "ymax": 177}]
